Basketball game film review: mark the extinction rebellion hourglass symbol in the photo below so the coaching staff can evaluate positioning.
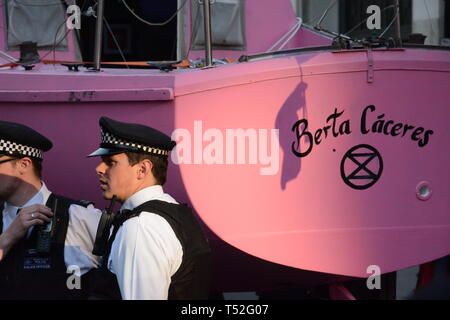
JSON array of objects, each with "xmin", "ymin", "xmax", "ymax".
[{"xmin": 340, "ymin": 144, "xmax": 383, "ymax": 190}]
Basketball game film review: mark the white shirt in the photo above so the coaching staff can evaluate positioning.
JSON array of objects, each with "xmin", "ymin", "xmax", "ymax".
[
  {"xmin": 108, "ymin": 185, "xmax": 183, "ymax": 300},
  {"xmin": 1, "ymin": 182, "xmax": 101, "ymax": 275}
]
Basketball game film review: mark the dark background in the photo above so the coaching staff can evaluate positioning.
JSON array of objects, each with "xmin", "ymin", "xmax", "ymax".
[{"xmin": 78, "ymin": 0, "xmax": 178, "ymax": 62}]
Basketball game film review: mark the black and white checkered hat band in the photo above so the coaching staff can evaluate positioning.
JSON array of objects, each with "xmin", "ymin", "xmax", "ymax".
[
  {"xmin": 101, "ymin": 130, "xmax": 169, "ymax": 156},
  {"xmin": 0, "ymin": 139, "xmax": 43, "ymax": 159}
]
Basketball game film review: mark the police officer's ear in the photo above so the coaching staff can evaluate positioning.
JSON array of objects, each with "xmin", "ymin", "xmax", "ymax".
[
  {"xmin": 15, "ymin": 157, "xmax": 34, "ymax": 175},
  {"xmin": 136, "ymin": 159, "xmax": 153, "ymax": 180}
]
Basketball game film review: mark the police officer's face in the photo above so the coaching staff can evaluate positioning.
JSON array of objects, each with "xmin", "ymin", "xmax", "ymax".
[{"xmin": 95, "ymin": 153, "xmax": 139, "ymax": 203}]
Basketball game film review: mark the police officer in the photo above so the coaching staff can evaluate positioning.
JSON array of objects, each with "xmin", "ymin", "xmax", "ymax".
[
  {"xmin": 88, "ymin": 116, "xmax": 211, "ymax": 300},
  {"xmin": 0, "ymin": 120, "xmax": 101, "ymax": 299}
]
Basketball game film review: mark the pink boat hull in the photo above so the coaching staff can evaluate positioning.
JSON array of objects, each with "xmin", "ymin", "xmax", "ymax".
[{"xmin": 1, "ymin": 46, "xmax": 449, "ymax": 290}]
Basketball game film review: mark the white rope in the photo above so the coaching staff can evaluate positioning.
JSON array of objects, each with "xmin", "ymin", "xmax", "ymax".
[
  {"xmin": 278, "ymin": 17, "xmax": 303, "ymax": 50},
  {"xmin": 266, "ymin": 17, "xmax": 301, "ymax": 52},
  {"xmin": 0, "ymin": 50, "xmax": 16, "ymax": 62},
  {"xmin": 266, "ymin": 17, "xmax": 302, "ymax": 52}
]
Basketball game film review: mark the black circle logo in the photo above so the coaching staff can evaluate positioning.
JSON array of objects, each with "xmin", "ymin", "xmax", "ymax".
[{"xmin": 340, "ymin": 144, "xmax": 383, "ymax": 190}]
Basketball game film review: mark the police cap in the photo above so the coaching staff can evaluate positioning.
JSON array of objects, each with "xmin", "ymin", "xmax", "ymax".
[
  {"xmin": 87, "ymin": 117, "xmax": 176, "ymax": 158},
  {"xmin": 0, "ymin": 120, "xmax": 52, "ymax": 160}
]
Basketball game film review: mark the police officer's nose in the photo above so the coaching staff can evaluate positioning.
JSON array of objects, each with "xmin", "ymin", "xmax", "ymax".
[{"xmin": 96, "ymin": 162, "xmax": 106, "ymax": 176}]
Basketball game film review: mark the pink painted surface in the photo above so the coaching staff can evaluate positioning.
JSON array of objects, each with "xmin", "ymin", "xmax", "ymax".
[
  {"xmin": 0, "ymin": 88, "xmax": 174, "ymax": 102},
  {"xmin": 173, "ymin": 48, "xmax": 450, "ymax": 277}
]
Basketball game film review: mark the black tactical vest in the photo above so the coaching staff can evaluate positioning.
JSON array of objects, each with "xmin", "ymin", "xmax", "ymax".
[
  {"xmin": 0, "ymin": 194, "xmax": 95, "ymax": 300},
  {"xmin": 90, "ymin": 200, "xmax": 211, "ymax": 300}
]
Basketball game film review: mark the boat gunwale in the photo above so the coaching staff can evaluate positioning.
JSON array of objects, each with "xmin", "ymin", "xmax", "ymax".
[{"xmin": 239, "ymin": 44, "xmax": 450, "ymax": 63}]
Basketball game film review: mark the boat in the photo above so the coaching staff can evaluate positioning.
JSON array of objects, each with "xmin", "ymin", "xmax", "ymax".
[{"xmin": 1, "ymin": 0, "xmax": 449, "ymax": 299}]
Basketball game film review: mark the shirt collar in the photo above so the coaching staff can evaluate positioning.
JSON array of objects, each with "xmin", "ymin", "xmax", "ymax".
[
  {"xmin": 120, "ymin": 185, "xmax": 164, "ymax": 211},
  {"xmin": 4, "ymin": 182, "xmax": 51, "ymax": 218}
]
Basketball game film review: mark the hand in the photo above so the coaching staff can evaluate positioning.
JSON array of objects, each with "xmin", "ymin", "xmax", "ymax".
[
  {"xmin": 4, "ymin": 205, "xmax": 54, "ymax": 243},
  {"xmin": 0, "ymin": 205, "xmax": 54, "ymax": 261}
]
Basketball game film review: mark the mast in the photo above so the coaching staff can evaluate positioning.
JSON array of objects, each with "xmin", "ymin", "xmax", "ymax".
[
  {"xmin": 394, "ymin": 0, "xmax": 402, "ymax": 47},
  {"xmin": 93, "ymin": 0, "xmax": 105, "ymax": 71},
  {"xmin": 202, "ymin": 0, "xmax": 214, "ymax": 67}
]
